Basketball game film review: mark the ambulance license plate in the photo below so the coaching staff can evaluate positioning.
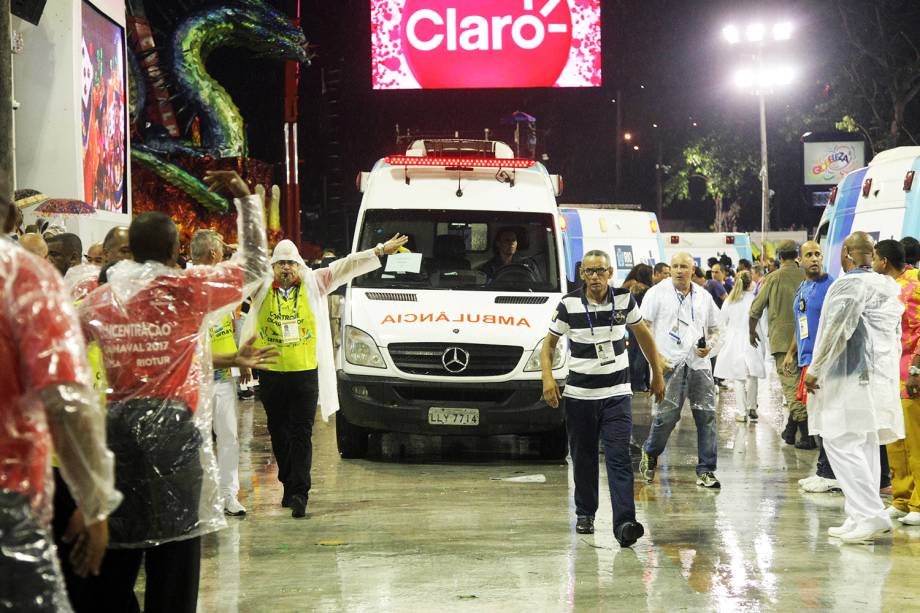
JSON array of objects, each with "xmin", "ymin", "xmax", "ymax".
[{"xmin": 428, "ymin": 407, "xmax": 480, "ymax": 426}]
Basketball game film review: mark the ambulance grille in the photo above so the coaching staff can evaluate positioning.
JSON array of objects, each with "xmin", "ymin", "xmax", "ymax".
[
  {"xmin": 494, "ymin": 296, "xmax": 549, "ymax": 304},
  {"xmin": 365, "ymin": 292, "xmax": 418, "ymax": 302},
  {"xmin": 388, "ymin": 343, "xmax": 523, "ymax": 377}
]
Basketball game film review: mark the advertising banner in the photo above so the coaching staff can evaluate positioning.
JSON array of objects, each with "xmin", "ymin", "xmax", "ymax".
[
  {"xmin": 81, "ymin": 1, "xmax": 127, "ymax": 213},
  {"xmin": 371, "ymin": 0, "xmax": 602, "ymax": 90},
  {"xmin": 803, "ymin": 141, "xmax": 865, "ymax": 186}
]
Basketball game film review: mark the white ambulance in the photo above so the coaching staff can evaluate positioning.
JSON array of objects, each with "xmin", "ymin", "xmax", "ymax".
[
  {"xmin": 557, "ymin": 205, "xmax": 665, "ymax": 285},
  {"xmin": 336, "ymin": 139, "xmax": 568, "ymax": 458},
  {"xmin": 662, "ymin": 232, "xmax": 753, "ymax": 270},
  {"xmin": 816, "ymin": 146, "xmax": 920, "ymax": 278}
]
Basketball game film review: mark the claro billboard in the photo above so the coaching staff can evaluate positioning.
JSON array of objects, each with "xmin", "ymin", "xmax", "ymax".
[{"xmin": 371, "ymin": 0, "xmax": 602, "ymax": 89}]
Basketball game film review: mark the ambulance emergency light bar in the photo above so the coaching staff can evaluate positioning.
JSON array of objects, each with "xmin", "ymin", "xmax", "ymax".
[
  {"xmin": 384, "ymin": 156, "xmax": 536, "ymax": 169},
  {"xmin": 370, "ymin": 1, "xmax": 602, "ymax": 90}
]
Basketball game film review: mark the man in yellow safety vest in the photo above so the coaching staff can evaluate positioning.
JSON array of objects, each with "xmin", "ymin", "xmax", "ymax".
[{"xmin": 244, "ymin": 235, "xmax": 406, "ymax": 518}]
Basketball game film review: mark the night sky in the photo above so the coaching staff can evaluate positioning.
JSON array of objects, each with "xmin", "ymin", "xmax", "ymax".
[{"xmin": 153, "ymin": 0, "xmax": 919, "ymax": 250}]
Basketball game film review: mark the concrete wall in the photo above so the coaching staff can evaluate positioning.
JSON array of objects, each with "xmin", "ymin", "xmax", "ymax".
[{"xmin": 12, "ymin": 0, "xmax": 129, "ymax": 245}]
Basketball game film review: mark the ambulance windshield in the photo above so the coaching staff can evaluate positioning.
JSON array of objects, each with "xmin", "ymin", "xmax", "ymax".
[{"xmin": 354, "ymin": 210, "xmax": 560, "ymax": 292}]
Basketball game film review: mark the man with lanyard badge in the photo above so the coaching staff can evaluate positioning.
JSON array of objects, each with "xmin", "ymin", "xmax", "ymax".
[
  {"xmin": 639, "ymin": 253, "xmax": 723, "ymax": 488},
  {"xmin": 782, "ymin": 242, "xmax": 837, "ymax": 489},
  {"xmin": 245, "ymin": 234, "xmax": 408, "ymax": 519},
  {"xmin": 190, "ymin": 229, "xmax": 248, "ymax": 517},
  {"xmin": 542, "ymin": 250, "xmax": 664, "ymax": 546},
  {"xmin": 781, "ymin": 241, "xmax": 831, "ymax": 451}
]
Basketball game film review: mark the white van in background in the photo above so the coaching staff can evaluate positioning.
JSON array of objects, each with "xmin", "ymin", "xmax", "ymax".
[
  {"xmin": 336, "ymin": 139, "xmax": 568, "ymax": 458},
  {"xmin": 558, "ymin": 205, "xmax": 665, "ymax": 286},
  {"xmin": 662, "ymin": 232, "xmax": 753, "ymax": 269},
  {"xmin": 816, "ymin": 146, "xmax": 920, "ymax": 278}
]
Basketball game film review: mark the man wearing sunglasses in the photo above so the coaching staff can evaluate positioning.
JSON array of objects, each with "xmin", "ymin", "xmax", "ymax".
[
  {"xmin": 638, "ymin": 252, "xmax": 723, "ymax": 489},
  {"xmin": 542, "ymin": 250, "xmax": 664, "ymax": 547}
]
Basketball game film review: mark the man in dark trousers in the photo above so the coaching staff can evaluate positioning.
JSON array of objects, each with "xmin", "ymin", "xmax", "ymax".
[
  {"xmin": 246, "ymin": 233, "xmax": 407, "ymax": 518},
  {"xmin": 542, "ymin": 249, "xmax": 664, "ymax": 547},
  {"xmin": 0, "ymin": 193, "xmax": 120, "ymax": 612},
  {"xmin": 749, "ymin": 240, "xmax": 806, "ymax": 444},
  {"xmin": 78, "ymin": 170, "xmax": 270, "ymax": 612}
]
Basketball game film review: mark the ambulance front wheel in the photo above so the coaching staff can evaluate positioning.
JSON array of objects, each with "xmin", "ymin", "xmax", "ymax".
[
  {"xmin": 539, "ymin": 424, "xmax": 568, "ymax": 460},
  {"xmin": 336, "ymin": 411, "xmax": 370, "ymax": 458}
]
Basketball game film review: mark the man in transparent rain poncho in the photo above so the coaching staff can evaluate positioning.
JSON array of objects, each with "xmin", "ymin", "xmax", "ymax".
[
  {"xmin": 804, "ymin": 232, "xmax": 906, "ymax": 544},
  {"xmin": 0, "ymin": 193, "xmax": 121, "ymax": 612},
  {"xmin": 78, "ymin": 171, "xmax": 271, "ymax": 612}
]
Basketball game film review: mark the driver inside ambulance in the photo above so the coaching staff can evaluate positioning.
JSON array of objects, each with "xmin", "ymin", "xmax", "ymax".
[{"xmin": 477, "ymin": 228, "xmax": 541, "ymax": 282}]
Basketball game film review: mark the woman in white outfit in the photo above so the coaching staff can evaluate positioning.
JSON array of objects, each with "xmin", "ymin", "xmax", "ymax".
[{"xmin": 714, "ymin": 271, "xmax": 767, "ymax": 421}]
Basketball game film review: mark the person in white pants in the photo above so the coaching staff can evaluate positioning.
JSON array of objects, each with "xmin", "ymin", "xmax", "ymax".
[
  {"xmin": 714, "ymin": 271, "xmax": 766, "ymax": 422},
  {"xmin": 191, "ymin": 229, "xmax": 247, "ymax": 516},
  {"xmin": 804, "ymin": 232, "xmax": 905, "ymax": 544}
]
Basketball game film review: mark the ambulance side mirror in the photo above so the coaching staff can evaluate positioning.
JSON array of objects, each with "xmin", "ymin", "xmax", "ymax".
[
  {"xmin": 356, "ymin": 172, "xmax": 370, "ymax": 193},
  {"xmin": 550, "ymin": 175, "xmax": 564, "ymax": 197}
]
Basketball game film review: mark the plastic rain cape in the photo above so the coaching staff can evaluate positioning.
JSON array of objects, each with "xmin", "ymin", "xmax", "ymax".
[
  {"xmin": 1, "ymin": 239, "xmax": 121, "ymax": 611},
  {"xmin": 63, "ymin": 263, "xmax": 101, "ymax": 303},
  {"xmin": 807, "ymin": 270, "xmax": 905, "ymax": 444},
  {"xmin": 241, "ymin": 249, "xmax": 381, "ymax": 421},
  {"xmin": 79, "ymin": 195, "xmax": 270, "ymax": 548}
]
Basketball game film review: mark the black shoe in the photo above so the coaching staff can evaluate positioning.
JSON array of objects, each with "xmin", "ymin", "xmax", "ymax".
[
  {"xmin": 748, "ymin": 409, "xmax": 758, "ymax": 422},
  {"xmin": 281, "ymin": 493, "xmax": 292, "ymax": 508},
  {"xmin": 238, "ymin": 389, "xmax": 255, "ymax": 400},
  {"xmin": 795, "ymin": 421, "xmax": 817, "ymax": 449},
  {"xmin": 615, "ymin": 521, "xmax": 645, "ymax": 548},
  {"xmin": 575, "ymin": 515, "xmax": 595, "ymax": 534},
  {"xmin": 782, "ymin": 414, "xmax": 797, "ymax": 445},
  {"xmin": 290, "ymin": 494, "xmax": 308, "ymax": 518}
]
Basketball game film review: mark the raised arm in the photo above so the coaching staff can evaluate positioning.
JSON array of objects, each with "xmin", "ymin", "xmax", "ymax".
[
  {"xmin": 316, "ymin": 233, "xmax": 409, "ymax": 295},
  {"xmin": 204, "ymin": 171, "xmax": 271, "ymax": 294}
]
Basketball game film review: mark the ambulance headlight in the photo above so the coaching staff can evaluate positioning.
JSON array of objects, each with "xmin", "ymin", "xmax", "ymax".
[
  {"xmin": 524, "ymin": 338, "xmax": 565, "ymax": 371},
  {"xmin": 344, "ymin": 326, "xmax": 386, "ymax": 369}
]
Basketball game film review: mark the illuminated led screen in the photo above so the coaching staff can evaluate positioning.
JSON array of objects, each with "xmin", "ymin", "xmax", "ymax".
[
  {"xmin": 81, "ymin": 1, "xmax": 127, "ymax": 212},
  {"xmin": 371, "ymin": 0, "xmax": 602, "ymax": 90}
]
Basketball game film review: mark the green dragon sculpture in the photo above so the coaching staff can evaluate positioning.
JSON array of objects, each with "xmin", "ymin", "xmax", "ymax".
[{"xmin": 130, "ymin": 0, "xmax": 310, "ymax": 213}]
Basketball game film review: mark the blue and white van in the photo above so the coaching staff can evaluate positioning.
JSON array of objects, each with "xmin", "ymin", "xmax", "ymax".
[
  {"xmin": 558, "ymin": 206, "xmax": 666, "ymax": 286},
  {"xmin": 662, "ymin": 232, "xmax": 753, "ymax": 270},
  {"xmin": 815, "ymin": 146, "xmax": 920, "ymax": 278}
]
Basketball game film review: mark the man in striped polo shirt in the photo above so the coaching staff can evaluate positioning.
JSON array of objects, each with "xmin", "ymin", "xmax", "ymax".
[{"xmin": 542, "ymin": 250, "xmax": 664, "ymax": 546}]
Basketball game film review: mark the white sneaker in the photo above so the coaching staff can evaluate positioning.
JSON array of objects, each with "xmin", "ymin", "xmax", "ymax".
[
  {"xmin": 898, "ymin": 511, "xmax": 920, "ymax": 526},
  {"xmin": 735, "ymin": 413, "xmax": 747, "ymax": 422},
  {"xmin": 798, "ymin": 474, "xmax": 818, "ymax": 486},
  {"xmin": 224, "ymin": 497, "xmax": 247, "ymax": 517},
  {"xmin": 886, "ymin": 506, "xmax": 907, "ymax": 519},
  {"xmin": 838, "ymin": 522, "xmax": 892, "ymax": 544},
  {"xmin": 801, "ymin": 476, "xmax": 842, "ymax": 493},
  {"xmin": 828, "ymin": 518, "xmax": 856, "ymax": 537}
]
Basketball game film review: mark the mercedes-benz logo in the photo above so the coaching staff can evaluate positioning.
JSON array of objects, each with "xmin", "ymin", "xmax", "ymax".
[{"xmin": 441, "ymin": 346, "xmax": 470, "ymax": 374}]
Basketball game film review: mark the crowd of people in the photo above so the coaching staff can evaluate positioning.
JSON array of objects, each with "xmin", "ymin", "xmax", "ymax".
[
  {"xmin": 5, "ymin": 172, "xmax": 920, "ymax": 611},
  {"xmin": 544, "ymin": 232, "xmax": 920, "ymax": 549},
  {"xmin": 1, "ymin": 172, "xmax": 405, "ymax": 612}
]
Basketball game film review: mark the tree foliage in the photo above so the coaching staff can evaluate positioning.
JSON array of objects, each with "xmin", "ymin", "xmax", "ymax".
[
  {"xmin": 826, "ymin": 0, "xmax": 920, "ymax": 151},
  {"xmin": 663, "ymin": 128, "xmax": 760, "ymax": 231}
]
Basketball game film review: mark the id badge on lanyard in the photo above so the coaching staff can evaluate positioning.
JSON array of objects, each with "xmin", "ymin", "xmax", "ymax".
[
  {"xmin": 280, "ymin": 319, "xmax": 301, "ymax": 344},
  {"xmin": 595, "ymin": 340, "xmax": 617, "ymax": 365},
  {"xmin": 276, "ymin": 288, "xmax": 302, "ymax": 345},
  {"xmin": 798, "ymin": 315, "xmax": 809, "ymax": 339},
  {"xmin": 583, "ymin": 290, "xmax": 618, "ymax": 365}
]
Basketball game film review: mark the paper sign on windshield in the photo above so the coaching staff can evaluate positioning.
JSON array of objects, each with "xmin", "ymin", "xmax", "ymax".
[{"xmin": 384, "ymin": 252, "xmax": 424, "ymax": 274}]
